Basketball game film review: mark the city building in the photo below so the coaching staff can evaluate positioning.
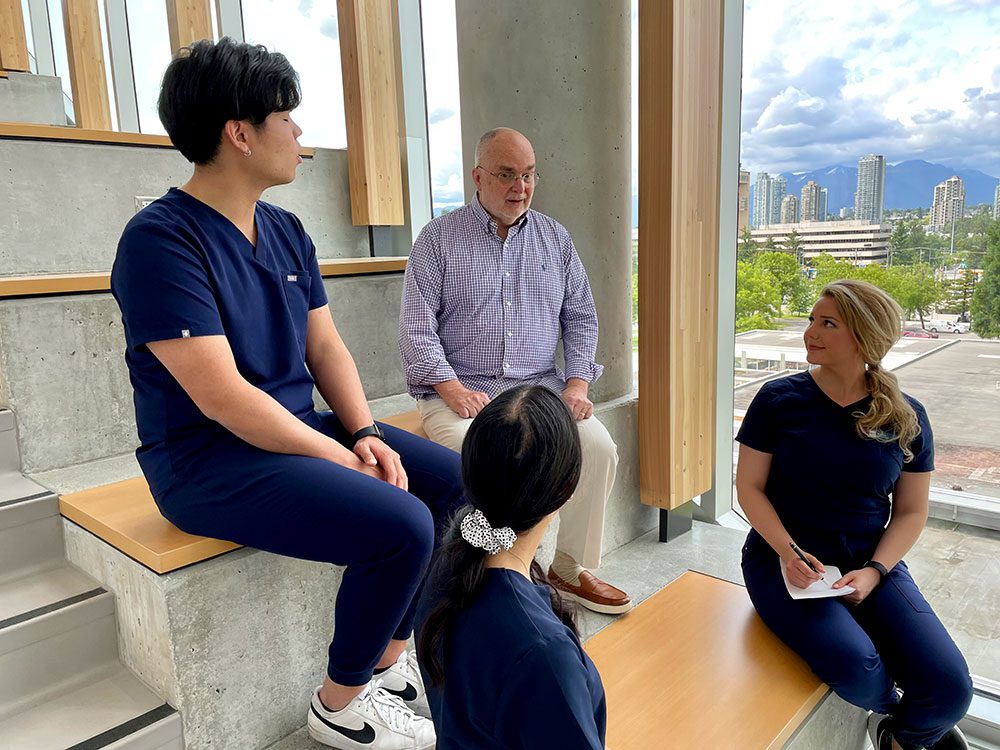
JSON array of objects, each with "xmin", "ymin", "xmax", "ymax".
[
  {"xmin": 738, "ymin": 168, "xmax": 750, "ymax": 232},
  {"xmin": 800, "ymin": 180, "xmax": 822, "ymax": 222},
  {"xmin": 753, "ymin": 171, "xmax": 771, "ymax": 228},
  {"xmin": 839, "ymin": 206, "xmax": 854, "ymax": 219},
  {"xmin": 744, "ymin": 220, "xmax": 891, "ymax": 266},
  {"xmin": 819, "ymin": 188, "xmax": 828, "ymax": 222},
  {"xmin": 854, "ymin": 154, "xmax": 885, "ymax": 223},
  {"xmin": 769, "ymin": 174, "xmax": 787, "ymax": 226},
  {"xmin": 993, "ymin": 181, "xmax": 999, "ymax": 220},
  {"xmin": 930, "ymin": 176, "xmax": 965, "ymax": 229},
  {"xmin": 780, "ymin": 194, "xmax": 799, "ymax": 224}
]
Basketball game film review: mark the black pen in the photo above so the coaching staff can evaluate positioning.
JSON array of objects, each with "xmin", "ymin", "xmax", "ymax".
[{"xmin": 789, "ymin": 542, "xmax": 822, "ymax": 576}]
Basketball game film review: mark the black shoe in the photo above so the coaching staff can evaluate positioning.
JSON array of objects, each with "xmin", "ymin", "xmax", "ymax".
[
  {"xmin": 927, "ymin": 726, "xmax": 970, "ymax": 750},
  {"xmin": 867, "ymin": 714, "xmax": 894, "ymax": 750}
]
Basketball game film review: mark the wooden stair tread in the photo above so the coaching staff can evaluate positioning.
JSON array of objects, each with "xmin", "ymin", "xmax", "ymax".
[
  {"xmin": 584, "ymin": 571, "xmax": 827, "ymax": 750},
  {"xmin": 60, "ymin": 410, "xmax": 426, "ymax": 574}
]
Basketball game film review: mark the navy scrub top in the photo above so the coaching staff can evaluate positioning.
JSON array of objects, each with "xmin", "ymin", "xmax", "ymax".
[
  {"xmin": 419, "ymin": 568, "xmax": 606, "ymax": 750},
  {"xmin": 737, "ymin": 371, "xmax": 934, "ymax": 540},
  {"xmin": 110, "ymin": 188, "xmax": 328, "ymax": 493}
]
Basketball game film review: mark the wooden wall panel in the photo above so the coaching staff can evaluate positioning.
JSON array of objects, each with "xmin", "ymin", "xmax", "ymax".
[
  {"xmin": 337, "ymin": 0, "xmax": 404, "ymax": 226},
  {"xmin": 166, "ymin": 0, "xmax": 213, "ymax": 54},
  {"xmin": 0, "ymin": 0, "xmax": 30, "ymax": 72},
  {"xmin": 62, "ymin": 0, "xmax": 112, "ymax": 129},
  {"xmin": 638, "ymin": 0, "xmax": 724, "ymax": 509}
]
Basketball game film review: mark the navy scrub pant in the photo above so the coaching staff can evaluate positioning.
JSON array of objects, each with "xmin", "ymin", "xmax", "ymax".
[
  {"xmin": 742, "ymin": 531, "xmax": 972, "ymax": 749},
  {"xmin": 150, "ymin": 412, "xmax": 464, "ymax": 687}
]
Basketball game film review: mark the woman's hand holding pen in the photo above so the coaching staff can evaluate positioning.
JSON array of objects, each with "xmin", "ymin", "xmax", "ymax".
[
  {"xmin": 785, "ymin": 542, "xmax": 825, "ymax": 589},
  {"xmin": 833, "ymin": 567, "xmax": 881, "ymax": 605}
]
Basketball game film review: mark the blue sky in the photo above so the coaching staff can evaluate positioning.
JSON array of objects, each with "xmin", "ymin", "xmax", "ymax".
[{"xmin": 740, "ymin": 0, "xmax": 1000, "ymax": 178}]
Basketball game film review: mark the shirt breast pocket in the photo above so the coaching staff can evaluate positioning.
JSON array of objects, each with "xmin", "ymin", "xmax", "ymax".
[{"xmin": 280, "ymin": 271, "xmax": 312, "ymax": 347}]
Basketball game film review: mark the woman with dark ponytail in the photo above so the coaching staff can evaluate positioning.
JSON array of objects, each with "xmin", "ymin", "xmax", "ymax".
[
  {"xmin": 737, "ymin": 280, "xmax": 972, "ymax": 750},
  {"xmin": 416, "ymin": 385, "xmax": 606, "ymax": 749}
]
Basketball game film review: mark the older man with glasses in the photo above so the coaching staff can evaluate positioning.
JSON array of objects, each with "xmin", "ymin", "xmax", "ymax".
[{"xmin": 399, "ymin": 127, "xmax": 630, "ymax": 614}]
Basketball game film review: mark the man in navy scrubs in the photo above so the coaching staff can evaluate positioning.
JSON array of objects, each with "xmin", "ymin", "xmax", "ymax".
[{"xmin": 111, "ymin": 39, "xmax": 455, "ymax": 750}]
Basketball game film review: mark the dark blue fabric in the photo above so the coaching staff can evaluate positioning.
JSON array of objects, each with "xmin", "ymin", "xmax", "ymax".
[
  {"xmin": 738, "ymin": 371, "xmax": 970, "ymax": 748},
  {"xmin": 417, "ymin": 568, "xmax": 606, "ymax": 749},
  {"xmin": 111, "ymin": 189, "xmax": 465, "ymax": 686},
  {"xmin": 112, "ymin": 188, "xmax": 327, "ymax": 456},
  {"xmin": 744, "ymin": 536, "xmax": 972, "ymax": 749},
  {"xmin": 737, "ymin": 371, "xmax": 933, "ymax": 536}
]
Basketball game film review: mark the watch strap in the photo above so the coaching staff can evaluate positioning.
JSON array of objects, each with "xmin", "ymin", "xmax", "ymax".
[
  {"xmin": 863, "ymin": 560, "xmax": 889, "ymax": 580},
  {"xmin": 351, "ymin": 424, "xmax": 385, "ymax": 446}
]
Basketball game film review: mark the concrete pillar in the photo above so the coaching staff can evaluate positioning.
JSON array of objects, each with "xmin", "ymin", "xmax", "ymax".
[{"xmin": 455, "ymin": 0, "xmax": 632, "ymax": 403}]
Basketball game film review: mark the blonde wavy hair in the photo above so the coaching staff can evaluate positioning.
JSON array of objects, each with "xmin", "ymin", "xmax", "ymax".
[{"xmin": 821, "ymin": 279, "xmax": 921, "ymax": 461}]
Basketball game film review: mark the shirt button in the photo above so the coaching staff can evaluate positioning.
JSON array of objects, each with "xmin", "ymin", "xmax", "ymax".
[
  {"xmin": 504, "ymin": 362, "xmax": 510, "ymax": 369},
  {"xmin": 506, "ymin": 302, "xmax": 512, "ymax": 308},
  {"xmin": 506, "ymin": 331, "xmax": 512, "ymax": 337},
  {"xmin": 504, "ymin": 272, "xmax": 510, "ymax": 277}
]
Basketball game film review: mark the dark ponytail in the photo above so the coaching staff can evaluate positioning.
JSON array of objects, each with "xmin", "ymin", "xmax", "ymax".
[{"xmin": 417, "ymin": 386, "xmax": 582, "ymax": 686}]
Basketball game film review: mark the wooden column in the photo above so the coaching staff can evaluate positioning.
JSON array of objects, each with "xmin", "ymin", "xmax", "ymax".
[
  {"xmin": 337, "ymin": 0, "xmax": 404, "ymax": 226},
  {"xmin": 0, "ymin": 0, "xmax": 30, "ymax": 72},
  {"xmin": 166, "ymin": 0, "xmax": 212, "ymax": 54},
  {"xmin": 62, "ymin": 0, "xmax": 112, "ymax": 129},
  {"xmin": 638, "ymin": 0, "xmax": 724, "ymax": 509}
]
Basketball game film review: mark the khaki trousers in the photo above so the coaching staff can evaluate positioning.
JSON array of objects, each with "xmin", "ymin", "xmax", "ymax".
[{"xmin": 417, "ymin": 397, "xmax": 618, "ymax": 569}]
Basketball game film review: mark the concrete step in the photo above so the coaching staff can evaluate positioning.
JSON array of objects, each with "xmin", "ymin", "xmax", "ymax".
[
  {"xmin": 0, "ymin": 586, "xmax": 119, "ymax": 720},
  {"xmin": 0, "ymin": 564, "xmax": 104, "ymax": 627},
  {"xmin": 0, "ymin": 667, "xmax": 182, "ymax": 750},
  {"xmin": 0, "ymin": 489, "xmax": 64, "ymax": 585}
]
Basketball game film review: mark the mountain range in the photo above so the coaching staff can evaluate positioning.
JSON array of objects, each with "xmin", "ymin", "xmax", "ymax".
[{"xmin": 744, "ymin": 160, "xmax": 999, "ymax": 224}]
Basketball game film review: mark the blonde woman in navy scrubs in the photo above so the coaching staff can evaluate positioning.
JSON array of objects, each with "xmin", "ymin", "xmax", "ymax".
[
  {"xmin": 737, "ymin": 280, "xmax": 972, "ymax": 750},
  {"xmin": 111, "ymin": 39, "xmax": 461, "ymax": 750}
]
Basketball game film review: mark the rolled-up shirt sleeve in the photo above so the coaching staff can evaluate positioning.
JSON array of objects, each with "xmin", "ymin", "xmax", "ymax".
[
  {"xmin": 559, "ymin": 236, "xmax": 604, "ymax": 383},
  {"xmin": 399, "ymin": 226, "xmax": 458, "ymax": 387}
]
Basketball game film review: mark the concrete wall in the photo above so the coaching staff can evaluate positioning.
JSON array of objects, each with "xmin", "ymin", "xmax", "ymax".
[
  {"xmin": 0, "ymin": 73, "xmax": 67, "ymax": 126},
  {"xmin": 455, "ymin": 0, "xmax": 633, "ymax": 403},
  {"xmin": 0, "ymin": 141, "xmax": 370, "ymax": 276},
  {"xmin": 0, "ymin": 276, "xmax": 406, "ymax": 473}
]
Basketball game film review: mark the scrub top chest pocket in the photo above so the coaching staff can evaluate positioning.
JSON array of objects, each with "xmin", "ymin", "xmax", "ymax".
[{"xmin": 280, "ymin": 271, "xmax": 313, "ymax": 348}]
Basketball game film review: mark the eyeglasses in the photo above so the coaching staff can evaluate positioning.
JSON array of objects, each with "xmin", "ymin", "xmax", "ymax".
[{"xmin": 476, "ymin": 166, "xmax": 539, "ymax": 186}]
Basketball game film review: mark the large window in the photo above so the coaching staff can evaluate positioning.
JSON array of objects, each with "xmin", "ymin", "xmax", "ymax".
[
  {"xmin": 733, "ymin": 0, "xmax": 1000, "ymax": 688},
  {"xmin": 16, "ymin": 0, "xmax": 348, "ymax": 147},
  {"xmin": 242, "ymin": 0, "xmax": 346, "ymax": 149}
]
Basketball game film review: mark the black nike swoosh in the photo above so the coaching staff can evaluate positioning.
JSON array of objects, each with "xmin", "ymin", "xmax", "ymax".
[
  {"xmin": 311, "ymin": 705, "xmax": 376, "ymax": 744},
  {"xmin": 382, "ymin": 682, "xmax": 418, "ymax": 702}
]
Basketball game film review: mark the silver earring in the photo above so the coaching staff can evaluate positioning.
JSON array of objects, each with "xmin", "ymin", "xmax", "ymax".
[{"xmin": 244, "ymin": 149, "xmax": 252, "ymax": 157}]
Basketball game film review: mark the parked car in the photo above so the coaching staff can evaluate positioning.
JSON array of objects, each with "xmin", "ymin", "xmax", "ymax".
[
  {"xmin": 902, "ymin": 328, "xmax": 939, "ymax": 339},
  {"xmin": 927, "ymin": 319, "xmax": 969, "ymax": 334}
]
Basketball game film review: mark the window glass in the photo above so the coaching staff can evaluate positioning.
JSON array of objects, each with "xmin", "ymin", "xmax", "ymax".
[
  {"xmin": 242, "ymin": 0, "xmax": 347, "ymax": 149},
  {"xmin": 125, "ymin": 0, "xmax": 172, "ymax": 135}
]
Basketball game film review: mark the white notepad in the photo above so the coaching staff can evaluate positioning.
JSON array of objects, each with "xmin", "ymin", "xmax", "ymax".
[{"xmin": 780, "ymin": 559, "xmax": 855, "ymax": 600}]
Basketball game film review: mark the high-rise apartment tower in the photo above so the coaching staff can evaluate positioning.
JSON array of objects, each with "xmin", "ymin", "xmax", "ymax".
[{"xmin": 854, "ymin": 154, "xmax": 885, "ymax": 223}]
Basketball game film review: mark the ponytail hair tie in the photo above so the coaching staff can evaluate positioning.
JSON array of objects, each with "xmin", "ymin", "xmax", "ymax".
[{"xmin": 460, "ymin": 508, "xmax": 517, "ymax": 555}]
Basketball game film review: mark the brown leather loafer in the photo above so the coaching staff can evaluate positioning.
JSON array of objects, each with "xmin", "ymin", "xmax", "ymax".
[{"xmin": 547, "ymin": 568, "xmax": 632, "ymax": 615}]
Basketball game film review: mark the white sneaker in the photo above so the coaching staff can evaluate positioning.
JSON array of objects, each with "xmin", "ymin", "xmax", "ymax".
[
  {"xmin": 307, "ymin": 681, "xmax": 436, "ymax": 750},
  {"xmin": 377, "ymin": 651, "xmax": 430, "ymax": 719}
]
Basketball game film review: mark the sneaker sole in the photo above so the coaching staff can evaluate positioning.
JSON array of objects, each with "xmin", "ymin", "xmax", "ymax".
[{"xmin": 559, "ymin": 590, "xmax": 633, "ymax": 615}]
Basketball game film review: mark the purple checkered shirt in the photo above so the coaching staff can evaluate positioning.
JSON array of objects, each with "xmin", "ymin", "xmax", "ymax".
[{"xmin": 399, "ymin": 197, "xmax": 603, "ymax": 400}]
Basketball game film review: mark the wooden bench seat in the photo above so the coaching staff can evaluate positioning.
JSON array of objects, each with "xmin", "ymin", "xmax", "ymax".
[
  {"xmin": 585, "ymin": 571, "xmax": 828, "ymax": 749},
  {"xmin": 59, "ymin": 410, "xmax": 428, "ymax": 574}
]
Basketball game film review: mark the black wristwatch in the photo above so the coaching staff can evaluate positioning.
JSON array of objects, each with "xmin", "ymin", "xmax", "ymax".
[
  {"xmin": 351, "ymin": 423, "xmax": 385, "ymax": 447},
  {"xmin": 863, "ymin": 560, "xmax": 889, "ymax": 581}
]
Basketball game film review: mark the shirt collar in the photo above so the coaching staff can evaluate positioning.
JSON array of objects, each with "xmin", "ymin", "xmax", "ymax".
[{"xmin": 471, "ymin": 194, "xmax": 530, "ymax": 238}]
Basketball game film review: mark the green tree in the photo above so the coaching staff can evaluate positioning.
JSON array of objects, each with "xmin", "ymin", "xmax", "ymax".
[
  {"xmin": 738, "ymin": 226, "xmax": 759, "ymax": 262},
  {"xmin": 970, "ymin": 221, "xmax": 1000, "ymax": 338},
  {"xmin": 884, "ymin": 264, "xmax": 943, "ymax": 326},
  {"xmin": 783, "ymin": 229, "xmax": 804, "ymax": 265},
  {"xmin": 939, "ymin": 269, "xmax": 977, "ymax": 316},
  {"xmin": 754, "ymin": 251, "xmax": 803, "ymax": 316},
  {"xmin": 736, "ymin": 261, "xmax": 780, "ymax": 332}
]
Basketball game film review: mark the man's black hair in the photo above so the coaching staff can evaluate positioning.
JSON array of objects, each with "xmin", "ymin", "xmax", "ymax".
[{"xmin": 158, "ymin": 37, "xmax": 301, "ymax": 164}]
